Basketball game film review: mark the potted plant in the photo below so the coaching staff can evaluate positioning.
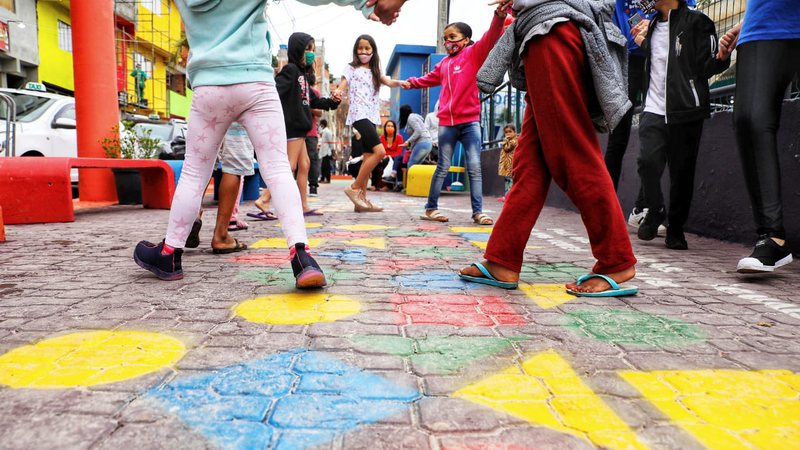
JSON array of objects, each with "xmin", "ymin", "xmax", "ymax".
[{"xmin": 100, "ymin": 122, "xmax": 160, "ymax": 204}]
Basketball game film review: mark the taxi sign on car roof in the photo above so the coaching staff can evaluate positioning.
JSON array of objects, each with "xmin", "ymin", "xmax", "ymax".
[{"xmin": 24, "ymin": 82, "xmax": 47, "ymax": 92}]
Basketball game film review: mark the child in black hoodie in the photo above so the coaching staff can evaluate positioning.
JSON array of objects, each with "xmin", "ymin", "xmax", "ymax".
[{"xmin": 276, "ymin": 32, "xmax": 340, "ymax": 216}]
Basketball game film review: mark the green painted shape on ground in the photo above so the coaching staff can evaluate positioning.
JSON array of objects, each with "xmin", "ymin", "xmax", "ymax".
[
  {"xmin": 238, "ymin": 268, "xmax": 361, "ymax": 285},
  {"xmin": 397, "ymin": 246, "xmax": 473, "ymax": 259},
  {"xmin": 350, "ymin": 335, "xmax": 526, "ymax": 374},
  {"xmin": 565, "ymin": 309, "xmax": 705, "ymax": 347},
  {"xmin": 520, "ymin": 263, "xmax": 588, "ymax": 282},
  {"xmin": 385, "ymin": 229, "xmax": 430, "ymax": 237}
]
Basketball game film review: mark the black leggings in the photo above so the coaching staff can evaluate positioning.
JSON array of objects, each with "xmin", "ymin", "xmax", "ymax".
[
  {"xmin": 605, "ymin": 54, "xmax": 645, "ymax": 208},
  {"xmin": 734, "ymin": 39, "xmax": 800, "ymax": 239}
]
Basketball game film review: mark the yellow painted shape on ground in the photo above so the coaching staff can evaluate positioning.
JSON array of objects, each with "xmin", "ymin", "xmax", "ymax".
[
  {"xmin": 334, "ymin": 224, "xmax": 392, "ymax": 231},
  {"xmin": 273, "ymin": 222, "xmax": 323, "ymax": 229},
  {"xmin": 234, "ymin": 293, "xmax": 361, "ymax": 325},
  {"xmin": 453, "ymin": 350, "xmax": 647, "ymax": 450},
  {"xmin": 470, "ymin": 240, "xmax": 487, "ymax": 250},
  {"xmin": 620, "ymin": 369, "xmax": 800, "ymax": 449},
  {"xmin": 345, "ymin": 237, "xmax": 386, "ymax": 249},
  {"xmin": 250, "ymin": 238, "xmax": 323, "ymax": 249},
  {"xmin": 0, "ymin": 331, "xmax": 185, "ymax": 389},
  {"xmin": 520, "ymin": 283, "xmax": 577, "ymax": 309},
  {"xmin": 449, "ymin": 226, "xmax": 493, "ymax": 233}
]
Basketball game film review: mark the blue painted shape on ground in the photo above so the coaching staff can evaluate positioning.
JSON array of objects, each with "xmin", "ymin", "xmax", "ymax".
[
  {"xmin": 392, "ymin": 271, "xmax": 477, "ymax": 291},
  {"xmin": 145, "ymin": 349, "xmax": 419, "ymax": 450},
  {"xmin": 318, "ymin": 248, "xmax": 368, "ymax": 263},
  {"xmin": 459, "ymin": 232, "xmax": 490, "ymax": 242}
]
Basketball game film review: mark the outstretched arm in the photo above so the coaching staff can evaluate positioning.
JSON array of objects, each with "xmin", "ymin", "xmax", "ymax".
[{"xmin": 380, "ymin": 75, "xmax": 403, "ymax": 88}]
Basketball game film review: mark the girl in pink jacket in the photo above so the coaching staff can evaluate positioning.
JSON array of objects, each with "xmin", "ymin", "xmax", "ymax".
[{"xmin": 403, "ymin": 4, "xmax": 507, "ymax": 225}]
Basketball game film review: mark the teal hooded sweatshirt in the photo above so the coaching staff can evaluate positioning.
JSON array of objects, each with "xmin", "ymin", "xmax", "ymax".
[{"xmin": 176, "ymin": 0, "xmax": 373, "ymax": 88}]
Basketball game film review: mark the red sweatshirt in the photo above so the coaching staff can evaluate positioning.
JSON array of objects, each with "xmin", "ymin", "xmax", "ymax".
[{"xmin": 408, "ymin": 14, "xmax": 504, "ymax": 126}]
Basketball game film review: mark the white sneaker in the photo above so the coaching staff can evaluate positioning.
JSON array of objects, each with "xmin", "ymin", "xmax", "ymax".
[{"xmin": 628, "ymin": 207, "xmax": 667, "ymax": 236}]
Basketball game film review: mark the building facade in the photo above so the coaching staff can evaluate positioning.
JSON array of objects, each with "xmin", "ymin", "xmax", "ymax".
[{"xmin": 0, "ymin": 0, "xmax": 38, "ymax": 88}]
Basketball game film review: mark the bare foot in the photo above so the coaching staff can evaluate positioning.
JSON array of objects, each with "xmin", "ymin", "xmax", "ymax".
[
  {"xmin": 565, "ymin": 266, "xmax": 636, "ymax": 293},
  {"xmin": 459, "ymin": 260, "xmax": 519, "ymax": 283}
]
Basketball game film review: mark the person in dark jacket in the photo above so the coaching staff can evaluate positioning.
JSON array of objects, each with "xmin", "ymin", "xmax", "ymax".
[
  {"xmin": 632, "ymin": 0, "xmax": 729, "ymax": 250},
  {"xmin": 275, "ymin": 32, "xmax": 339, "ymax": 216}
]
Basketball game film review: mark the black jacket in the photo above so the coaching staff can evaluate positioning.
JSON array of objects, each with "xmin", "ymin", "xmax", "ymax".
[
  {"xmin": 276, "ymin": 32, "xmax": 339, "ymax": 139},
  {"xmin": 639, "ymin": 3, "xmax": 730, "ymax": 124}
]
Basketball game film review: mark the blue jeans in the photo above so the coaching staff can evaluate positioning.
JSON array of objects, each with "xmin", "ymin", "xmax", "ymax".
[
  {"xmin": 424, "ymin": 122, "xmax": 483, "ymax": 214},
  {"xmin": 407, "ymin": 140, "xmax": 433, "ymax": 170}
]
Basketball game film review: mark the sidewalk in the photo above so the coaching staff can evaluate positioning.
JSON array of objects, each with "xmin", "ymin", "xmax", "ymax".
[{"xmin": 0, "ymin": 179, "xmax": 798, "ymax": 450}]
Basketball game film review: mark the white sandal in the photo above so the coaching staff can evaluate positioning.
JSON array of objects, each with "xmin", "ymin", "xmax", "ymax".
[
  {"xmin": 420, "ymin": 209, "xmax": 449, "ymax": 222},
  {"xmin": 472, "ymin": 213, "xmax": 494, "ymax": 225}
]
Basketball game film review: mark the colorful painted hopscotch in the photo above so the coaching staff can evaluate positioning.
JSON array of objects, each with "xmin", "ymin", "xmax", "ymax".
[
  {"xmin": 0, "ymin": 330, "xmax": 185, "ymax": 389},
  {"xmin": 453, "ymin": 350, "xmax": 648, "ymax": 450},
  {"xmin": 145, "ymin": 350, "xmax": 420, "ymax": 450},
  {"xmin": 621, "ymin": 369, "xmax": 800, "ymax": 449},
  {"xmin": 392, "ymin": 294, "xmax": 527, "ymax": 327},
  {"xmin": 234, "ymin": 293, "xmax": 361, "ymax": 325}
]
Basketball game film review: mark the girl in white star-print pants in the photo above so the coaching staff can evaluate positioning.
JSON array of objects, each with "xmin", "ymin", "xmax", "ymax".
[{"xmin": 165, "ymin": 83, "xmax": 306, "ymax": 249}]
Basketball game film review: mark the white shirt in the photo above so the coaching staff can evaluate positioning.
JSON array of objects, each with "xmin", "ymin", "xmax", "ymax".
[
  {"xmin": 319, "ymin": 127, "xmax": 333, "ymax": 158},
  {"xmin": 644, "ymin": 19, "xmax": 669, "ymax": 116},
  {"xmin": 424, "ymin": 111, "xmax": 439, "ymax": 145},
  {"xmin": 342, "ymin": 64, "xmax": 381, "ymax": 125}
]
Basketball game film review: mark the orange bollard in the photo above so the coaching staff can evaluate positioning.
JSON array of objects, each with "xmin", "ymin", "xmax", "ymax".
[{"xmin": 70, "ymin": 0, "xmax": 120, "ymax": 202}]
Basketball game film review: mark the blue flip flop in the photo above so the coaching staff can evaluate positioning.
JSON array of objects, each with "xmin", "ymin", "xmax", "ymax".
[
  {"xmin": 458, "ymin": 262, "xmax": 519, "ymax": 289},
  {"xmin": 566, "ymin": 273, "xmax": 638, "ymax": 297}
]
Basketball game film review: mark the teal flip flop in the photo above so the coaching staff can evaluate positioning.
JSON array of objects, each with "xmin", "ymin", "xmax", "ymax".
[
  {"xmin": 566, "ymin": 273, "xmax": 638, "ymax": 297},
  {"xmin": 458, "ymin": 262, "xmax": 519, "ymax": 289}
]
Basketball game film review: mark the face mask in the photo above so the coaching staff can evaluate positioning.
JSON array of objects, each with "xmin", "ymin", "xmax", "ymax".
[
  {"xmin": 632, "ymin": 0, "xmax": 656, "ymax": 14},
  {"xmin": 444, "ymin": 39, "xmax": 467, "ymax": 55},
  {"xmin": 358, "ymin": 53, "xmax": 373, "ymax": 64},
  {"xmin": 305, "ymin": 51, "xmax": 315, "ymax": 66}
]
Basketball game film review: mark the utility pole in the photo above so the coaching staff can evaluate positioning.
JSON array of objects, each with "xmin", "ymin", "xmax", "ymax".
[{"xmin": 436, "ymin": 0, "xmax": 450, "ymax": 53}]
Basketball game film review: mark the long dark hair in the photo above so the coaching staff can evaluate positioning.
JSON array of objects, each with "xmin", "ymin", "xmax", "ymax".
[
  {"xmin": 383, "ymin": 120, "xmax": 398, "ymax": 141},
  {"xmin": 350, "ymin": 34, "xmax": 382, "ymax": 95},
  {"xmin": 399, "ymin": 105, "xmax": 413, "ymax": 130}
]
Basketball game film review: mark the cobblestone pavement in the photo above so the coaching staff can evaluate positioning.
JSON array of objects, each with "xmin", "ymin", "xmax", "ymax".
[{"xmin": 1, "ymin": 179, "xmax": 799, "ymax": 450}]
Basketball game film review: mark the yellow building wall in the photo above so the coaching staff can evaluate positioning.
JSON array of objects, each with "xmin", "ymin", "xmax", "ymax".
[
  {"xmin": 36, "ymin": 1, "xmax": 74, "ymax": 92},
  {"xmin": 129, "ymin": 0, "xmax": 183, "ymax": 117}
]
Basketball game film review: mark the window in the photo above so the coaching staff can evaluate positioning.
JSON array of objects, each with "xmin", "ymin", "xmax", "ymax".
[
  {"xmin": 141, "ymin": 0, "xmax": 162, "ymax": 15},
  {"xmin": 0, "ymin": 0, "xmax": 15, "ymax": 13},
  {"xmin": 167, "ymin": 72, "xmax": 186, "ymax": 96},
  {"xmin": 55, "ymin": 105, "xmax": 76, "ymax": 121},
  {"xmin": 57, "ymin": 21, "xmax": 72, "ymax": 53},
  {"xmin": 133, "ymin": 52, "xmax": 153, "ymax": 77}
]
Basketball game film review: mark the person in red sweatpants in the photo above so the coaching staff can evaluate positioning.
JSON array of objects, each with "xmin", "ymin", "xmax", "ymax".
[{"xmin": 459, "ymin": 21, "xmax": 637, "ymax": 295}]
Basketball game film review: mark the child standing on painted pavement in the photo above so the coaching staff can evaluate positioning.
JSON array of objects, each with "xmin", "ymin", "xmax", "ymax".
[
  {"xmin": 276, "ymin": 32, "xmax": 339, "ymax": 216},
  {"xmin": 401, "ymin": 5, "xmax": 507, "ymax": 225},
  {"xmin": 134, "ymin": 0, "xmax": 397, "ymax": 288},
  {"xmin": 461, "ymin": 0, "xmax": 639, "ymax": 297},
  {"xmin": 497, "ymin": 123, "xmax": 517, "ymax": 202},
  {"xmin": 631, "ymin": 0, "xmax": 729, "ymax": 250},
  {"xmin": 335, "ymin": 34, "xmax": 403, "ymax": 212}
]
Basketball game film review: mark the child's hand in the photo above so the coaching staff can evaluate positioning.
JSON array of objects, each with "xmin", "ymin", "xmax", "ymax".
[
  {"xmin": 717, "ymin": 21, "xmax": 741, "ymax": 60},
  {"xmin": 489, "ymin": 0, "xmax": 512, "ymax": 17},
  {"xmin": 401, "ymin": 80, "xmax": 411, "ymax": 89},
  {"xmin": 331, "ymin": 90, "xmax": 343, "ymax": 102},
  {"xmin": 369, "ymin": 0, "xmax": 404, "ymax": 25}
]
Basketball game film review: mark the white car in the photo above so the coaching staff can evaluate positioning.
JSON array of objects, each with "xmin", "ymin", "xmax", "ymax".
[{"xmin": 0, "ymin": 87, "xmax": 77, "ymax": 158}]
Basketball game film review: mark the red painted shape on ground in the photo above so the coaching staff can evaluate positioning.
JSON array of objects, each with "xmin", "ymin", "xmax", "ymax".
[
  {"xmin": 392, "ymin": 294, "xmax": 526, "ymax": 327},
  {"xmin": 373, "ymin": 258, "xmax": 442, "ymax": 273},
  {"xmin": 312, "ymin": 231, "xmax": 371, "ymax": 239},
  {"xmin": 416, "ymin": 224, "xmax": 441, "ymax": 231},
  {"xmin": 228, "ymin": 253, "xmax": 288, "ymax": 266},
  {"xmin": 390, "ymin": 236, "xmax": 462, "ymax": 247}
]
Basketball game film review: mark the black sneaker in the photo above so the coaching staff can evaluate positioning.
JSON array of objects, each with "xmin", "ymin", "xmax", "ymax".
[
  {"xmin": 665, "ymin": 228, "xmax": 688, "ymax": 250},
  {"xmin": 737, "ymin": 236, "xmax": 793, "ymax": 273},
  {"xmin": 309, "ymin": 186, "xmax": 318, "ymax": 197},
  {"xmin": 290, "ymin": 243, "xmax": 326, "ymax": 289},
  {"xmin": 134, "ymin": 240, "xmax": 184, "ymax": 280},
  {"xmin": 638, "ymin": 207, "xmax": 666, "ymax": 241}
]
